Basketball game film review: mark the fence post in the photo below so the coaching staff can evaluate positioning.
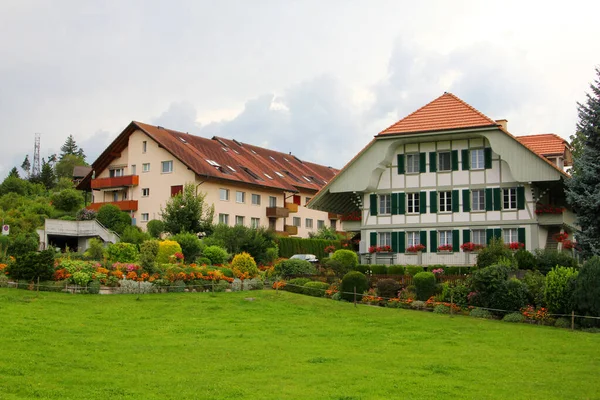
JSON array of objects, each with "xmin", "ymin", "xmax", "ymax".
[
  {"xmin": 37, "ymin": 277, "xmax": 40, "ymax": 293},
  {"xmin": 571, "ymin": 310, "xmax": 575, "ymax": 330},
  {"xmin": 450, "ymin": 293, "xmax": 453, "ymax": 318},
  {"xmin": 354, "ymin": 286, "xmax": 357, "ymax": 307}
]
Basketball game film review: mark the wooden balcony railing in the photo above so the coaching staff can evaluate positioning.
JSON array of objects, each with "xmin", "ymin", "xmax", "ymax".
[
  {"xmin": 87, "ymin": 200, "xmax": 138, "ymax": 212},
  {"xmin": 91, "ymin": 175, "xmax": 139, "ymax": 189},
  {"xmin": 285, "ymin": 202, "xmax": 298, "ymax": 213},
  {"xmin": 266, "ymin": 206, "xmax": 290, "ymax": 218},
  {"xmin": 284, "ymin": 225, "xmax": 298, "ymax": 235}
]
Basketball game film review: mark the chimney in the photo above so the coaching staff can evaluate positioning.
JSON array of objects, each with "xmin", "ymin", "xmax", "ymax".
[{"xmin": 496, "ymin": 119, "xmax": 508, "ymax": 131}]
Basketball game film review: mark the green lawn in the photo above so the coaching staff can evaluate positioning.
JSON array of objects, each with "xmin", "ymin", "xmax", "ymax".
[{"xmin": 0, "ymin": 289, "xmax": 598, "ymax": 400}]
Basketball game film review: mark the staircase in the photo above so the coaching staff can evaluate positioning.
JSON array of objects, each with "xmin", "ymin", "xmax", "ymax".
[{"xmin": 545, "ymin": 227, "xmax": 562, "ymax": 251}]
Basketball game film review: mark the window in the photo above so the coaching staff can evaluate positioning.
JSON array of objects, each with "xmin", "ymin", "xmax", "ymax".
[
  {"xmin": 131, "ymin": 165, "xmax": 136, "ymax": 175},
  {"xmin": 471, "ymin": 149, "xmax": 484, "ymax": 169},
  {"xmin": 170, "ymin": 185, "xmax": 183, "ymax": 197},
  {"xmin": 438, "ymin": 152, "xmax": 451, "ymax": 171},
  {"xmin": 503, "ymin": 228, "xmax": 518, "ymax": 244},
  {"xmin": 218, "ymin": 213, "xmax": 229, "ymax": 225},
  {"xmin": 305, "ymin": 197, "xmax": 311, "ymax": 205},
  {"xmin": 142, "ymin": 188, "xmax": 150, "ymax": 197},
  {"xmin": 220, "ymin": 188, "xmax": 229, "ymax": 201},
  {"xmin": 407, "ymin": 193, "xmax": 420, "ymax": 214},
  {"xmin": 305, "ymin": 218, "xmax": 313, "ymax": 229},
  {"xmin": 236, "ymin": 191, "xmax": 245, "ymax": 203},
  {"xmin": 269, "ymin": 196, "xmax": 277, "ymax": 207},
  {"xmin": 317, "ymin": 220, "xmax": 325, "ymax": 229},
  {"xmin": 439, "ymin": 191, "xmax": 452, "ymax": 212},
  {"xmin": 235, "ymin": 216, "xmax": 245, "ymax": 226},
  {"xmin": 379, "ymin": 232, "xmax": 391, "ymax": 247},
  {"xmin": 251, "ymin": 194, "xmax": 261, "ymax": 205},
  {"xmin": 251, "ymin": 217, "xmax": 260, "ymax": 228},
  {"xmin": 161, "ymin": 160, "xmax": 173, "ymax": 173},
  {"xmin": 471, "ymin": 189, "xmax": 485, "ymax": 211},
  {"xmin": 293, "ymin": 217, "xmax": 301, "ymax": 227},
  {"xmin": 112, "ymin": 192, "xmax": 119, "ymax": 202},
  {"xmin": 407, "ymin": 231, "xmax": 420, "ymax": 247},
  {"xmin": 142, "ymin": 141, "xmax": 147, "ymax": 153},
  {"xmin": 141, "ymin": 213, "xmax": 149, "ymax": 222},
  {"xmin": 379, "ymin": 194, "xmax": 391, "ymax": 215},
  {"xmin": 439, "ymin": 230, "xmax": 452, "ymax": 247},
  {"xmin": 503, "ymin": 188, "xmax": 517, "ymax": 210},
  {"xmin": 109, "ymin": 168, "xmax": 123, "ymax": 177},
  {"xmin": 472, "ymin": 229, "xmax": 486, "ymax": 246},
  {"xmin": 331, "ymin": 220, "xmax": 337, "ymax": 230},
  {"xmin": 406, "ymin": 153, "xmax": 420, "ymax": 173},
  {"xmin": 142, "ymin": 163, "xmax": 150, "ymax": 172}
]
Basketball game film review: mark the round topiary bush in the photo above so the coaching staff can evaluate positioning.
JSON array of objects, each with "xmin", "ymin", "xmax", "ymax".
[
  {"xmin": 284, "ymin": 277, "xmax": 312, "ymax": 294},
  {"xmin": 413, "ymin": 271, "xmax": 436, "ymax": 300},
  {"xmin": 274, "ymin": 259, "xmax": 316, "ymax": 277},
  {"xmin": 231, "ymin": 252, "xmax": 259, "ymax": 278},
  {"xmin": 330, "ymin": 249, "xmax": 358, "ymax": 272},
  {"xmin": 502, "ymin": 312, "xmax": 525, "ymax": 323},
  {"xmin": 156, "ymin": 240, "xmax": 183, "ymax": 264},
  {"xmin": 196, "ymin": 256, "xmax": 212, "ymax": 266},
  {"xmin": 146, "ymin": 219, "xmax": 165, "ymax": 239},
  {"xmin": 354, "ymin": 264, "xmax": 369, "ymax": 274},
  {"xmin": 341, "ymin": 271, "xmax": 369, "ymax": 302},
  {"xmin": 303, "ymin": 281, "xmax": 330, "ymax": 297},
  {"xmin": 202, "ymin": 245, "xmax": 229, "ymax": 265},
  {"xmin": 376, "ymin": 278, "xmax": 401, "ymax": 299},
  {"xmin": 405, "ymin": 265, "xmax": 425, "ymax": 276},
  {"xmin": 105, "ymin": 242, "xmax": 139, "ymax": 263}
]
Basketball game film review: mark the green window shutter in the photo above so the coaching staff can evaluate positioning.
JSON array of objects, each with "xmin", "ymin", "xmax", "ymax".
[
  {"xmin": 484, "ymin": 148, "xmax": 492, "ymax": 169},
  {"xmin": 493, "ymin": 188, "xmax": 502, "ymax": 211},
  {"xmin": 485, "ymin": 188, "xmax": 493, "ymax": 211},
  {"xmin": 398, "ymin": 193, "xmax": 406, "ymax": 215},
  {"xmin": 370, "ymin": 194, "xmax": 378, "ymax": 216},
  {"xmin": 391, "ymin": 193, "xmax": 399, "ymax": 215},
  {"xmin": 391, "ymin": 232, "xmax": 398, "ymax": 252},
  {"xmin": 451, "ymin": 150, "xmax": 459, "ymax": 171},
  {"xmin": 452, "ymin": 230, "xmax": 460, "ymax": 252},
  {"xmin": 420, "ymin": 231, "xmax": 427, "ymax": 253},
  {"xmin": 486, "ymin": 229, "xmax": 494, "ymax": 244},
  {"xmin": 461, "ymin": 149, "xmax": 470, "ymax": 170},
  {"xmin": 430, "ymin": 191, "xmax": 437, "ymax": 213},
  {"xmin": 462, "ymin": 189, "xmax": 471, "ymax": 212},
  {"xmin": 370, "ymin": 232, "xmax": 377, "ymax": 247},
  {"xmin": 494, "ymin": 228, "xmax": 502, "ymax": 240},
  {"xmin": 398, "ymin": 232, "xmax": 406, "ymax": 253},
  {"xmin": 419, "ymin": 152, "xmax": 427, "ymax": 173},
  {"xmin": 517, "ymin": 186, "xmax": 525, "ymax": 210},
  {"xmin": 463, "ymin": 229, "xmax": 471, "ymax": 244},
  {"xmin": 452, "ymin": 190, "xmax": 459, "ymax": 213},
  {"xmin": 420, "ymin": 191, "xmax": 427, "ymax": 214},
  {"xmin": 518, "ymin": 227, "xmax": 526, "ymax": 247},
  {"xmin": 430, "ymin": 230, "xmax": 438, "ymax": 253},
  {"xmin": 397, "ymin": 154, "xmax": 405, "ymax": 175},
  {"xmin": 429, "ymin": 152, "xmax": 437, "ymax": 172}
]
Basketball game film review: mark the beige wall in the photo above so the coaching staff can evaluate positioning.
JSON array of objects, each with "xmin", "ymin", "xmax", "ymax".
[{"xmin": 91, "ymin": 129, "xmax": 333, "ymax": 237}]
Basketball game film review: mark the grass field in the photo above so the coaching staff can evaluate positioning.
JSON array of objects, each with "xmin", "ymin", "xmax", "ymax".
[{"xmin": 0, "ymin": 289, "xmax": 599, "ymax": 400}]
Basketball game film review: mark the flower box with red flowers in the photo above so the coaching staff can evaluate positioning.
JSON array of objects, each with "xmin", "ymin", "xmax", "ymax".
[
  {"xmin": 437, "ymin": 244, "xmax": 453, "ymax": 252},
  {"xmin": 340, "ymin": 210, "xmax": 361, "ymax": 221},
  {"xmin": 460, "ymin": 242, "xmax": 484, "ymax": 252},
  {"xmin": 368, "ymin": 245, "xmax": 392, "ymax": 253},
  {"xmin": 553, "ymin": 232, "xmax": 569, "ymax": 242},
  {"xmin": 406, "ymin": 244, "xmax": 425, "ymax": 253},
  {"xmin": 507, "ymin": 242, "xmax": 525, "ymax": 250},
  {"xmin": 562, "ymin": 239, "xmax": 577, "ymax": 250},
  {"xmin": 534, "ymin": 205, "xmax": 564, "ymax": 214}
]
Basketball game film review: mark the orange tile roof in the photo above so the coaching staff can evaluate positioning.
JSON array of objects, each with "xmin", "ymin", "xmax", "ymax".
[
  {"xmin": 516, "ymin": 134, "xmax": 568, "ymax": 156},
  {"xmin": 377, "ymin": 92, "xmax": 498, "ymax": 136}
]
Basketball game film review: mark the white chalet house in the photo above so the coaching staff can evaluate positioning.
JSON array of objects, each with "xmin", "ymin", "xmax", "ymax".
[{"xmin": 309, "ymin": 93, "xmax": 578, "ymax": 265}]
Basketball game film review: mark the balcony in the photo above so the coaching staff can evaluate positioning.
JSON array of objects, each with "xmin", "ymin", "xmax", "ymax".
[
  {"xmin": 537, "ymin": 209, "xmax": 577, "ymax": 228},
  {"xmin": 284, "ymin": 225, "xmax": 298, "ymax": 235},
  {"xmin": 87, "ymin": 200, "xmax": 138, "ymax": 212},
  {"xmin": 285, "ymin": 202, "xmax": 298, "ymax": 213},
  {"xmin": 266, "ymin": 206, "xmax": 290, "ymax": 218},
  {"xmin": 91, "ymin": 175, "xmax": 139, "ymax": 190},
  {"xmin": 341, "ymin": 220, "xmax": 361, "ymax": 232},
  {"xmin": 328, "ymin": 212, "xmax": 341, "ymax": 220}
]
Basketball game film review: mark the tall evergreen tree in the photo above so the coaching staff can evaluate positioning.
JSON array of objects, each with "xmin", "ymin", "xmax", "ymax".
[
  {"xmin": 8, "ymin": 167, "xmax": 20, "ymax": 178},
  {"xmin": 566, "ymin": 67, "xmax": 600, "ymax": 257},
  {"xmin": 60, "ymin": 135, "xmax": 86, "ymax": 160},
  {"xmin": 21, "ymin": 155, "xmax": 31, "ymax": 178},
  {"xmin": 39, "ymin": 158, "xmax": 56, "ymax": 190}
]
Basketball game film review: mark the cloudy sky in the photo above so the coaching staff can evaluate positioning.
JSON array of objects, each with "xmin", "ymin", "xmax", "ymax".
[{"xmin": 1, "ymin": 0, "xmax": 599, "ymax": 178}]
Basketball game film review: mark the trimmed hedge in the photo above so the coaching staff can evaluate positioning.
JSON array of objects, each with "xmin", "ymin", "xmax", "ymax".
[
  {"xmin": 370, "ymin": 264, "xmax": 387, "ymax": 275},
  {"xmin": 341, "ymin": 271, "xmax": 369, "ymax": 302},
  {"xmin": 303, "ymin": 281, "xmax": 330, "ymax": 297},
  {"xmin": 284, "ymin": 278, "xmax": 312, "ymax": 294},
  {"xmin": 277, "ymin": 237, "xmax": 341, "ymax": 260},
  {"xmin": 413, "ymin": 272, "xmax": 436, "ymax": 300},
  {"xmin": 387, "ymin": 265, "xmax": 405, "ymax": 275}
]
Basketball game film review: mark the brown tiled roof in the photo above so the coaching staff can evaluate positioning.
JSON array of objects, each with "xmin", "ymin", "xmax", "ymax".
[
  {"xmin": 516, "ymin": 134, "xmax": 568, "ymax": 156},
  {"xmin": 77, "ymin": 121, "xmax": 336, "ymax": 193},
  {"xmin": 377, "ymin": 92, "xmax": 498, "ymax": 136}
]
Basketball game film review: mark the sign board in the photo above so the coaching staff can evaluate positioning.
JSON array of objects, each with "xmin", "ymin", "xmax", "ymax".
[{"xmin": 1, "ymin": 225, "xmax": 8, "ymax": 235}]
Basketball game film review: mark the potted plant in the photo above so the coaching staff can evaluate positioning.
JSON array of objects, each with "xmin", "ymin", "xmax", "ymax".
[
  {"xmin": 437, "ymin": 244, "xmax": 453, "ymax": 252},
  {"xmin": 407, "ymin": 244, "xmax": 425, "ymax": 253}
]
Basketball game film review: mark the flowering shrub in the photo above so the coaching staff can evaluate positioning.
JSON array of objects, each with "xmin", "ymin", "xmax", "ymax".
[
  {"xmin": 0, "ymin": 264, "xmax": 7, "ymax": 275},
  {"xmin": 507, "ymin": 242, "xmax": 524, "ymax": 250},
  {"xmin": 534, "ymin": 205, "xmax": 564, "ymax": 214},
  {"xmin": 324, "ymin": 245, "xmax": 336, "ymax": 254},
  {"xmin": 520, "ymin": 305, "xmax": 550, "ymax": 323},
  {"xmin": 553, "ymin": 232, "xmax": 569, "ymax": 242},
  {"xmin": 437, "ymin": 244, "xmax": 453, "ymax": 252},
  {"xmin": 368, "ymin": 245, "xmax": 391, "ymax": 253},
  {"xmin": 156, "ymin": 240, "xmax": 183, "ymax": 264},
  {"xmin": 272, "ymin": 280, "xmax": 286, "ymax": 290},
  {"xmin": 432, "ymin": 268, "xmax": 444, "ymax": 276},
  {"xmin": 325, "ymin": 283, "xmax": 339, "ymax": 298},
  {"xmin": 460, "ymin": 242, "xmax": 484, "ymax": 252},
  {"xmin": 406, "ymin": 244, "xmax": 425, "ymax": 253},
  {"xmin": 562, "ymin": 239, "xmax": 576, "ymax": 250},
  {"xmin": 231, "ymin": 252, "xmax": 259, "ymax": 278}
]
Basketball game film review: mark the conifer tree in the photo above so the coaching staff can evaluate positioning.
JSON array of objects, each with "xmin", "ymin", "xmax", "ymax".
[
  {"xmin": 60, "ymin": 135, "xmax": 86, "ymax": 160},
  {"xmin": 21, "ymin": 155, "xmax": 31, "ymax": 178},
  {"xmin": 8, "ymin": 167, "xmax": 19, "ymax": 178},
  {"xmin": 39, "ymin": 158, "xmax": 56, "ymax": 190},
  {"xmin": 566, "ymin": 67, "xmax": 600, "ymax": 256}
]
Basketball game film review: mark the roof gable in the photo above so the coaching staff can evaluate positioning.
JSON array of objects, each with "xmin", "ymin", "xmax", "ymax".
[
  {"xmin": 516, "ymin": 134, "xmax": 568, "ymax": 156},
  {"xmin": 377, "ymin": 92, "xmax": 498, "ymax": 136}
]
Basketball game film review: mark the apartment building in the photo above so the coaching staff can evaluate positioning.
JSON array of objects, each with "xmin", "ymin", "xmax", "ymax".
[
  {"xmin": 308, "ymin": 93, "xmax": 578, "ymax": 265},
  {"xmin": 76, "ymin": 121, "xmax": 339, "ymax": 237}
]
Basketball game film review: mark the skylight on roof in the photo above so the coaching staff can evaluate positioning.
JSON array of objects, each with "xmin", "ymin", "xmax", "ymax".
[
  {"xmin": 264, "ymin": 173, "xmax": 273, "ymax": 179},
  {"xmin": 303, "ymin": 176, "xmax": 311, "ymax": 182},
  {"xmin": 227, "ymin": 165, "xmax": 236, "ymax": 172},
  {"xmin": 206, "ymin": 159, "xmax": 221, "ymax": 167},
  {"xmin": 269, "ymin": 156, "xmax": 275, "ymax": 161},
  {"xmin": 232, "ymin": 149, "xmax": 239, "ymax": 154},
  {"xmin": 222, "ymin": 147, "xmax": 229, "ymax": 152},
  {"xmin": 283, "ymin": 157, "xmax": 289, "ymax": 162},
  {"xmin": 250, "ymin": 149, "xmax": 257, "ymax": 155},
  {"xmin": 178, "ymin": 137, "xmax": 187, "ymax": 144},
  {"xmin": 240, "ymin": 166, "xmax": 262, "ymax": 181},
  {"xmin": 275, "ymin": 171, "xmax": 284, "ymax": 178}
]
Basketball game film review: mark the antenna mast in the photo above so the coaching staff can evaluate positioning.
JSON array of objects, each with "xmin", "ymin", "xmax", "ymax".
[{"xmin": 32, "ymin": 133, "xmax": 41, "ymax": 177}]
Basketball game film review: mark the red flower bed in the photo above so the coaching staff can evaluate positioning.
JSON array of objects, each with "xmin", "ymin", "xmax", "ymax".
[{"xmin": 535, "ymin": 205, "xmax": 564, "ymax": 214}]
